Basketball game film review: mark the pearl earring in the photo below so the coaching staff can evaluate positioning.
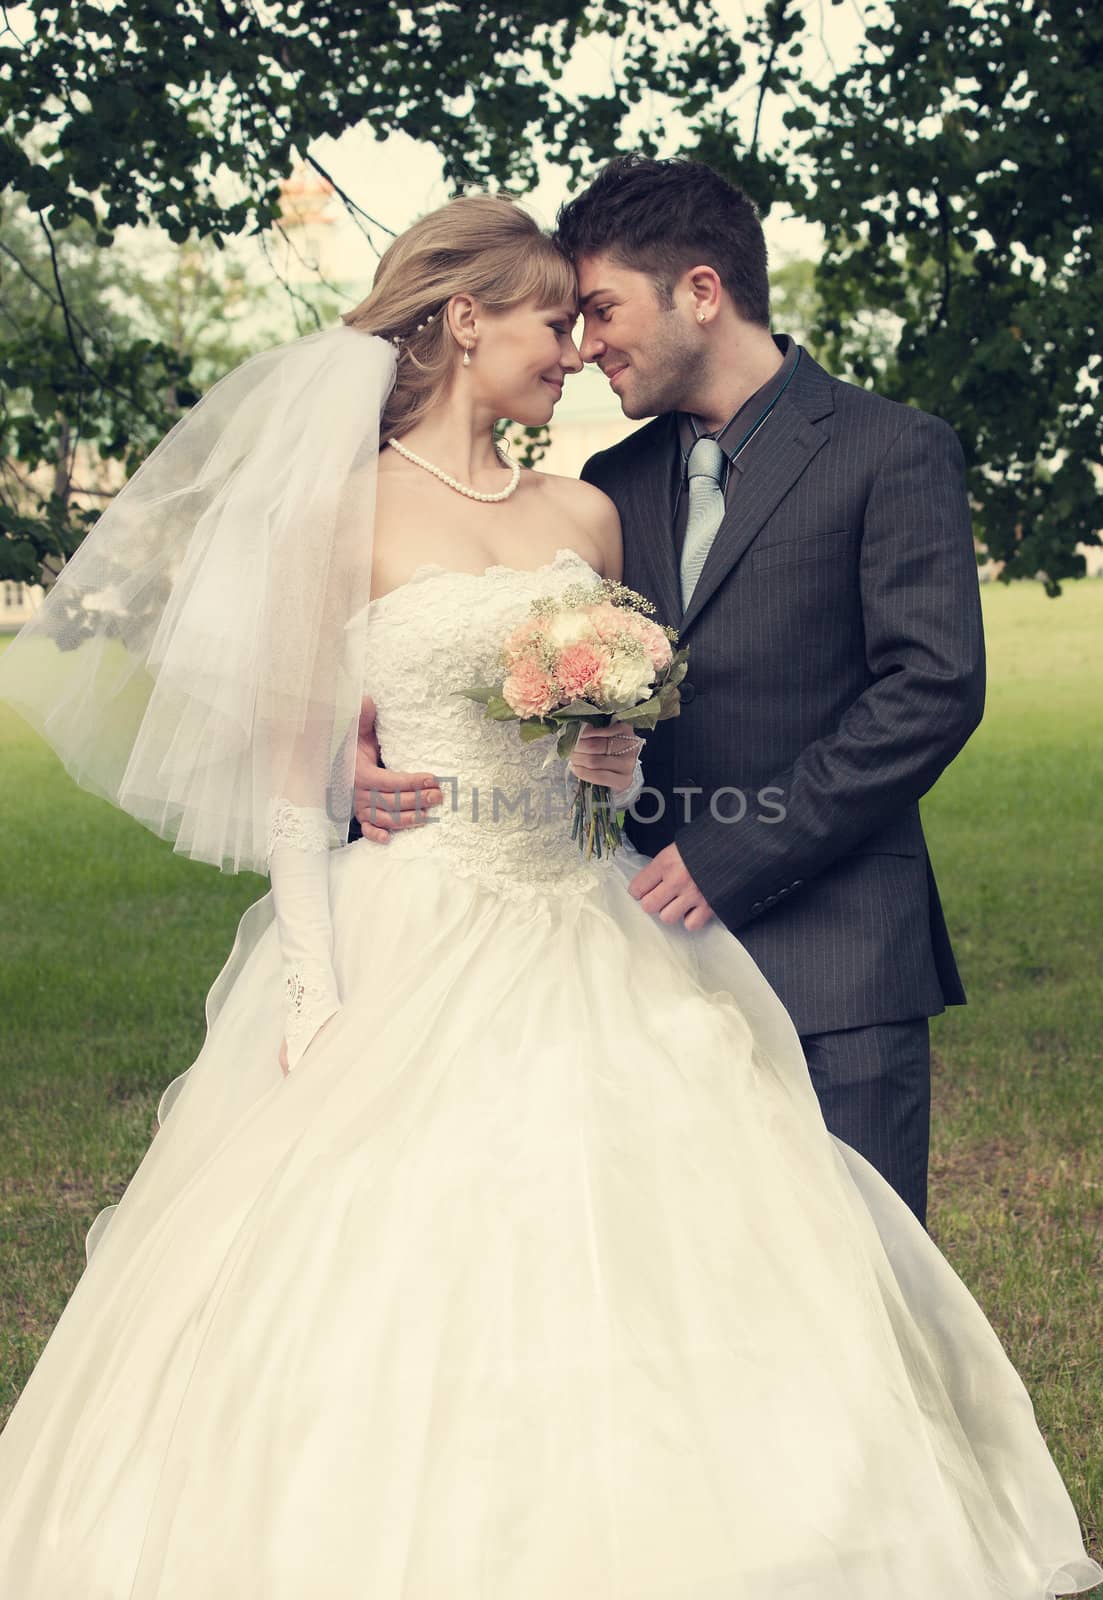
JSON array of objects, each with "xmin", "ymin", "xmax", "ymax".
[
  {"xmin": 463, "ymin": 342, "xmax": 472, "ymax": 366},
  {"xmin": 697, "ymin": 311, "xmax": 706, "ymax": 323}
]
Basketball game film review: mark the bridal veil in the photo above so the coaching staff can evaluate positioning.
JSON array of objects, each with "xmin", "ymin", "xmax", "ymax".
[{"xmin": 0, "ymin": 326, "xmax": 397, "ymax": 875}]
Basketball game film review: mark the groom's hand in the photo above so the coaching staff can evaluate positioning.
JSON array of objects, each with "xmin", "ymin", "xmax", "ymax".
[
  {"xmin": 628, "ymin": 843, "xmax": 716, "ymax": 932},
  {"xmin": 353, "ymin": 694, "xmax": 443, "ymax": 844}
]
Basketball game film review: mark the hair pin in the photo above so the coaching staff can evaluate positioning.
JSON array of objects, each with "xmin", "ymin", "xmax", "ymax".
[{"xmin": 393, "ymin": 309, "xmax": 438, "ymax": 346}]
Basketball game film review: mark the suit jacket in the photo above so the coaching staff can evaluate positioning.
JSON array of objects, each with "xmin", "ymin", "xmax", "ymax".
[{"xmin": 581, "ymin": 345, "xmax": 986, "ymax": 1037}]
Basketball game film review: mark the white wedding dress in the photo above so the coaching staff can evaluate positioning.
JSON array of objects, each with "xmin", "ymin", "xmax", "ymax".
[{"xmin": 0, "ymin": 546, "xmax": 1099, "ymax": 1599}]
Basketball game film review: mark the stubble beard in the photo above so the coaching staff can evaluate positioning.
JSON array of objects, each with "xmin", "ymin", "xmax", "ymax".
[{"xmin": 618, "ymin": 313, "xmax": 707, "ymax": 420}]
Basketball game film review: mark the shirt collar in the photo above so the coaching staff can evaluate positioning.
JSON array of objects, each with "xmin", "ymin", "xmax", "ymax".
[{"xmin": 677, "ymin": 333, "xmax": 798, "ymax": 466}]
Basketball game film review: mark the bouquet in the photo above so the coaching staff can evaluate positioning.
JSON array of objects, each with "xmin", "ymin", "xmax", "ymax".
[{"xmin": 455, "ymin": 574, "xmax": 687, "ymax": 860}]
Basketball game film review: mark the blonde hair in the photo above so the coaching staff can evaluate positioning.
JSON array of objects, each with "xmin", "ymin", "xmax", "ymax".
[{"xmin": 341, "ymin": 194, "xmax": 577, "ymax": 440}]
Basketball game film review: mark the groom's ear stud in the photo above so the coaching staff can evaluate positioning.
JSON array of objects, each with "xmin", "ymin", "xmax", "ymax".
[{"xmin": 697, "ymin": 312, "xmax": 706, "ymax": 323}]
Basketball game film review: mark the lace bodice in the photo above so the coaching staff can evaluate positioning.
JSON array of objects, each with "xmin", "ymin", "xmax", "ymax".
[{"xmin": 360, "ymin": 546, "xmax": 624, "ymax": 904}]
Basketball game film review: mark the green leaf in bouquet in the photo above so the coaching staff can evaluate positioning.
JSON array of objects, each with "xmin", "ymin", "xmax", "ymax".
[
  {"xmin": 452, "ymin": 685, "xmax": 501, "ymax": 705},
  {"xmin": 627, "ymin": 695, "xmax": 673, "ymax": 731},
  {"xmin": 619, "ymin": 694, "xmax": 662, "ymax": 724},
  {"xmin": 519, "ymin": 717, "xmax": 557, "ymax": 743},
  {"xmin": 486, "ymin": 696, "xmax": 520, "ymax": 721},
  {"xmin": 557, "ymin": 721, "xmax": 583, "ymax": 758},
  {"xmin": 549, "ymin": 699, "xmax": 608, "ymax": 721}
]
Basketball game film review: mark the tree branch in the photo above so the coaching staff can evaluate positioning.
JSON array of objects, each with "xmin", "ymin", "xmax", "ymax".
[
  {"xmin": 273, "ymin": 220, "xmax": 345, "ymax": 301},
  {"xmin": 934, "ymin": 182, "xmax": 952, "ymax": 326},
  {"xmin": 32, "ymin": 220, "xmax": 164, "ymax": 425},
  {"xmin": 257, "ymin": 227, "xmax": 327, "ymax": 332},
  {"xmin": 303, "ymin": 153, "xmax": 396, "ymax": 246},
  {"xmin": 750, "ymin": 0, "xmax": 791, "ymax": 158},
  {"xmin": 0, "ymin": 238, "xmax": 82, "ymax": 326}
]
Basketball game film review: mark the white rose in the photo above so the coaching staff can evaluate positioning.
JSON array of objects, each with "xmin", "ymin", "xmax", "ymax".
[
  {"xmin": 548, "ymin": 612, "xmax": 598, "ymax": 649},
  {"xmin": 601, "ymin": 654, "xmax": 654, "ymax": 706}
]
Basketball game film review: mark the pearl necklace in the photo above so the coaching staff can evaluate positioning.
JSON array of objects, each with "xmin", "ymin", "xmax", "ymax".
[{"xmin": 386, "ymin": 437, "xmax": 521, "ymax": 503}]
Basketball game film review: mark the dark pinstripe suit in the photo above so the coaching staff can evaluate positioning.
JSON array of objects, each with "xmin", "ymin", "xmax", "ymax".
[{"xmin": 581, "ymin": 344, "xmax": 986, "ymax": 1224}]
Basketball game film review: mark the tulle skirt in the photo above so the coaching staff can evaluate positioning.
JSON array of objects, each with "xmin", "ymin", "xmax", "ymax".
[{"xmin": 0, "ymin": 834, "xmax": 1099, "ymax": 1598}]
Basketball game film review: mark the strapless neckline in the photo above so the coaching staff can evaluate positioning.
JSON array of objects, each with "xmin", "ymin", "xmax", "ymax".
[{"xmin": 368, "ymin": 546, "xmax": 598, "ymax": 612}]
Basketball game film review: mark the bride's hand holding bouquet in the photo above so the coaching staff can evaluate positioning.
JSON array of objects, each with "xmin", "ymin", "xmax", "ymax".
[
  {"xmin": 566, "ymin": 718, "xmax": 643, "ymax": 795},
  {"xmin": 457, "ymin": 575, "xmax": 688, "ymax": 860}
]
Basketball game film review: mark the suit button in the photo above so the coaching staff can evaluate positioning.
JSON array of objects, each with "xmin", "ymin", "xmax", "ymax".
[
  {"xmin": 764, "ymin": 894, "xmax": 777, "ymax": 907},
  {"xmin": 791, "ymin": 879, "xmax": 803, "ymax": 889},
  {"xmin": 681, "ymin": 682, "xmax": 696, "ymax": 703},
  {"xmin": 750, "ymin": 900, "xmax": 764, "ymax": 913},
  {"xmin": 777, "ymin": 886, "xmax": 789, "ymax": 898}
]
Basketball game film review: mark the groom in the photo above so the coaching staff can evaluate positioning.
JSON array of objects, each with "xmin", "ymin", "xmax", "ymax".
[
  {"xmin": 352, "ymin": 156, "xmax": 985, "ymax": 1228},
  {"xmin": 558, "ymin": 155, "xmax": 985, "ymax": 1227}
]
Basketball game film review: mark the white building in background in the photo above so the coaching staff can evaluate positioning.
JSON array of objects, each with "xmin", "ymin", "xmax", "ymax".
[
  {"xmin": 2, "ymin": 580, "xmax": 42, "ymax": 629},
  {"xmin": 269, "ymin": 164, "xmax": 342, "ymax": 285}
]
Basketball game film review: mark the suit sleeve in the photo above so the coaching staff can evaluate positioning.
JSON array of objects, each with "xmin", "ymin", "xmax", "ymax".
[{"xmin": 675, "ymin": 410, "xmax": 986, "ymax": 928}]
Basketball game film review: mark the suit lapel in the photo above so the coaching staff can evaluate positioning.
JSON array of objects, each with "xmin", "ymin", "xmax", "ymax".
[
  {"xmin": 677, "ymin": 349, "xmax": 836, "ymax": 636},
  {"xmin": 617, "ymin": 414, "xmax": 683, "ymax": 627}
]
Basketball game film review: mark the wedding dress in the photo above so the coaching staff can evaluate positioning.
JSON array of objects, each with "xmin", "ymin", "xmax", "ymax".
[{"xmin": 0, "ymin": 545, "xmax": 1099, "ymax": 1600}]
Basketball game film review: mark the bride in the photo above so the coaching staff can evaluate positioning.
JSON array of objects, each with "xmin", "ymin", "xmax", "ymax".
[{"xmin": 0, "ymin": 194, "xmax": 1098, "ymax": 1600}]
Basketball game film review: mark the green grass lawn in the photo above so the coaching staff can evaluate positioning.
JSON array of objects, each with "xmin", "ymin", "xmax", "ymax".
[
  {"xmin": 918, "ymin": 579, "xmax": 1103, "ymax": 1552},
  {"xmin": 1, "ymin": 581, "xmax": 1101, "ymax": 1557}
]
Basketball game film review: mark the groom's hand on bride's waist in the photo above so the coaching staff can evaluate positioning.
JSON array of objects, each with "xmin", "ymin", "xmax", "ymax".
[
  {"xmin": 628, "ymin": 843, "xmax": 716, "ymax": 933},
  {"xmin": 353, "ymin": 694, "xmax": 443, "ymax": 844}
]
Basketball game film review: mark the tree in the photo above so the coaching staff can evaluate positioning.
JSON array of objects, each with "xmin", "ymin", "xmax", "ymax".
[
  {"xmin": 0, "ymin": 195, "xmax": 339, "ymax": 587},
  {"xmin": 2, "ymin": 0, "xmax": 1100, "ymax": 590},
  {"xmin": 0, "ymin": 0, "xmax": 766, "ymax": 239},
  {"xmin": 784, "ymin": 0, "xmax": 1103, "ymax": 591},
  {"xmin": 0, "ymin": 197, "xmax": 199, "ymax": 586},
  {"xmin": 1, "ymin": 0, "xmax": 778, "ymax": 583}
]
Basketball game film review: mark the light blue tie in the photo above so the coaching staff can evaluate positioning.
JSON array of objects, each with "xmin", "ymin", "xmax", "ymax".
[{"xmin": 680, "ymin": 436, "xmax": 726, "ymax": 612}]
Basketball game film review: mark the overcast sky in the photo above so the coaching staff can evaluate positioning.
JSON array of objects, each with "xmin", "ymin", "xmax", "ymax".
[{"xmin": 305, "ymin": 0, "xmax": 869, "ymax": 276}]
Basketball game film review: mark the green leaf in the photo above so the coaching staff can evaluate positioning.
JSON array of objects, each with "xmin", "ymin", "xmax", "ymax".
[
  {"xmin": 453, "ymin": 685, "xmax": 500, "ymax": 704},
  {"xmin": 555, "ymin": 699, "xmax": 607, "ymax": 718},
  {"xmin": 557, "ymin": 721, "xmax": 583, "ymax": 758},
  {"xmin": 485, "ymin": 696, "xmax": 519, "ymax": 721}
]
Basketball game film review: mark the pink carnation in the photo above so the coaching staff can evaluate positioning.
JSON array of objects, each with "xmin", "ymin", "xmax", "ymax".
[
  {"xmin": 587, "ymin": 601, "xmax": 627, "ymax": 645},
  {"xmin": 618, "ymin": 610, "xmax": 672, "ymax": 671},
  {"xmin": 556, "ymin": 641, "xmax": 609, "ymax": 700},
  {"xmin": 503, "ymin": 659, "xmax": 556, "ymax": 718},
  {"xmin": 502, "ymin": 615, "xmax": 550, "ymax": 667},
  {"xmin": 638, "ymin": 618, "xmax": 673, "ymax": 671}
]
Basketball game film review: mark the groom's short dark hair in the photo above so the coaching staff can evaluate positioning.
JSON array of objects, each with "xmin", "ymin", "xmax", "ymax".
[{"xmin": 555, "ymin": 155, "xmax": 770, "ymax": 327}]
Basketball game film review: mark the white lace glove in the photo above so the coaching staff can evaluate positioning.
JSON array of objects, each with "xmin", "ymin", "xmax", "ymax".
[
  {"xmin": 266, "ymin": 801, "xmax": 342, "ymax": 1073},
  {"xmin": 610, "ymin": 754, "xmax": 644, "ymax": 812}
]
